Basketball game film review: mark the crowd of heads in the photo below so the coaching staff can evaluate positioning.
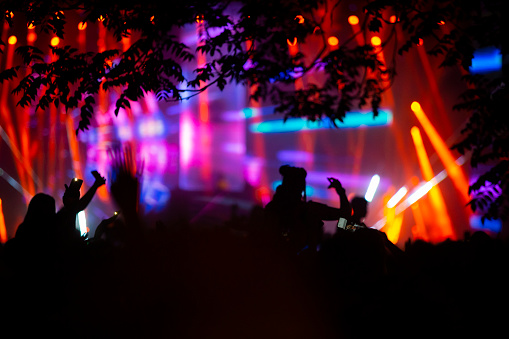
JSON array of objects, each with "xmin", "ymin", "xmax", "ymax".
[{"xmin": 0, "ymin": 162, "xmax": 508, "ymax": 337}]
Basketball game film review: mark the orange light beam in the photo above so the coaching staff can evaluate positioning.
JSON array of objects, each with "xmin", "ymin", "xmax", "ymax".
[
  {"xmin": 65, "ymin": 115, "xmax": 84, "ymax": 185},
  {"xmin": 47, "ymin": 49, "xmax": 58, "ymax": 195},
  {"xmin": 416, "ymin": 45, "xmax": 453, "ymax": 136},
  {"xmin": 196, "ymin": 20, "xmax": 212, "ymax": 189},
  {"xmin": 0, "ymin": 35, "xmax": 34, "ymax": 201},
  {"xmin": 411, "ymin": 126, "xmax": 455, "ymax": 240},
  {"xmin": 0, "ymin": 198, "xmax": 7, "ymax": 243},
  {"xmin": 348, "ymin": 15, "xmax": 365, "ymax": 46},
  {"xmin": 411, "ymin": 102, "xmax": 470, "ymax": 205},
  {"xmin": 381, "ymin": 188, "xmax": 405, "ymax": 245},
  {"xmin": 23, "ymin": 29, "xmax": 36, "ymax": 195}
]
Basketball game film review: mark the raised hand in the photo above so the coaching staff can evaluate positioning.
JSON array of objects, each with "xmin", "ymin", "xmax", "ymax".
[
  {"xmin": 91, "ymin": 170, "xmax": 106, "ymax": 187},
  {"xmin": 327, "ymin": 177, "xmax": 344, "ymax": 192}
]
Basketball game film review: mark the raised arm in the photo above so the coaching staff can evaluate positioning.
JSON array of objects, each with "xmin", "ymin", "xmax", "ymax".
[
  {"xmin": 327, "ymin": 177, "xmax": 352, "ymax": 219},
  {"xmin": 75, "ymin": 171, "xmax": 106, "ymax": 212}
]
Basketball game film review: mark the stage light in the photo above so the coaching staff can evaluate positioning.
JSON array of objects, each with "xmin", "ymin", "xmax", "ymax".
[
  {"xmin": 411, "ymin": 101, "xmax": 470, "ymax": 205},
  {"xmin": 470, "ymin": 47, "xmax": 502, "ymax": 74},
  {"xmin": 328, "ymin": 36, "xmax": 339, "ymax": 46},
  {"xmin": 7, "ymin": 35, "xmax": 16, "ymax": 45},
  {"xmin": 365, "ymin": 174, "xmax": 380, "ymax": 202},
  {"xmin": 50, "ymin": 37, "xmax": 60, "ymax": 46},
  {"xmin": 348, "ymin": 15, "xmax": 359, "ymax": 25},
  {"xmin": 410, "ymin": 125, "xmax": 455, "ymax": 239},
  {"xmin": 78, "ymin": 22, "xmax": 87, "ymax": 30},
  {"xmin": 0, "ymin": 198, "xmax": 6, "ymax": 244},
  {"xmin": 371, "ymin": 36, "xmax": 381, "ymax": 46},
  {"xmin": 470, "ymin": 215, "xmax": 502, "ymax": 233},
  {"xmin": 249, "ymin": 109, "xmax": 392, "ymax": 133},
  {"xmin": 410, "ymin": 101, "xmax": 421, "ymax": 112},
  {"xmin": 407, "ymin": 180, "xmax": 434, "ymax": 206},
  {"xmin": 180, "ymin": 115, "xmax": 194, "ymax": 168},
  {"xmin": 387, "ymin": 186, "xmax": 408, "ymax": 208}
]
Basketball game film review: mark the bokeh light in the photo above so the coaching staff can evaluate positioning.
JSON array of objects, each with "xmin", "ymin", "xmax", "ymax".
[
  {"xmin": 7, "ymin": 35, "xmax": 17, "ymax": 45},
  {"xmin": 371, "ymin": 36, "xmax": 381, "ymax": 46},
  {"xmin": 348, "ymin": 15, "xmax": 359, "ymax": 25},
  {"xmin": 50, "ymin": 37, "xmax": 60, "ymax": 46},
  {"xmin": 328, "ymin": 36, "xmax": 339, "ymax": 46}
]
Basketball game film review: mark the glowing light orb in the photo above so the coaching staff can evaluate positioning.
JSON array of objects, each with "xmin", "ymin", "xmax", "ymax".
[
  {"xmin": 50, "ymin": 37, "xmax": 60, "ymax": 46},
  {"xmin": 348, "ymin": 15, "xmax": 359, "ymax": 25},
  {"xmin": 410, "ymin": 101, "xmax": 421, "ymax": 112},
  {"xmin": 328, "ymin": 36, "xmax": 339, "ymax": 46},
  {"xmin": 371, "ymin": 36, "xmax": 381, "ymax": 46},
  {"xmin": 389, "ymin": 15, "xmax": 397, "ymax": 23},
  {"xmin": 7, "ymin": 35, "xmax": 17, "ymax": 45}
]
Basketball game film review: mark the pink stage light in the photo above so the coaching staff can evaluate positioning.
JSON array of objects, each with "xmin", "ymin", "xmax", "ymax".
[{"xmin": 180, "ymin": 115, "xmax": 194, "ymax": 168}]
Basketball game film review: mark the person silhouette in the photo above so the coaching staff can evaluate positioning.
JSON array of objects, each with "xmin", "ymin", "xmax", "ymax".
[
  {"xmin": 55, "ymin": 171, "xmax": 106, "ymax": 242},
  {"xmin": 264, "ymin": 165, "xmax": 351, "ymax": 254},
  {"xmin": 15, "ymin": 193, "xmax": 57, "ymax": 242},
  {"xmin": 350, "ymin": 196, "xmax": 368, "ymax": 226}
]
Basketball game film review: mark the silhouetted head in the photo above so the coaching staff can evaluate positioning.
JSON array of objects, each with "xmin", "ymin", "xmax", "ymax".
[
  {"xmin": 351, "ymin": 196, "xmax": 368, "ymax": 222},
  {"xmin": 278, "ymin": 165, "xmax": 307, "ymax": 199},
  {"xmin": 17, "ymin": 193, "xmax": 56, "ymax": 240},
  {"xmin": 24, "ymin": 193, "xmax": 56, "ymax": 225}
]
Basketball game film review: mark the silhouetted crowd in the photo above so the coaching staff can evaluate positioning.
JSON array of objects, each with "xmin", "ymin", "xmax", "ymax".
[{"xmin": 0, "ymin": 161, "xmax": 508, "ymax": 338}]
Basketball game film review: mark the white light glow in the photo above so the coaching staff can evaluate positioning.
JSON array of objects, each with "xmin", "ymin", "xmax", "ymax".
[
  {"xmin": 78, "ymin": 211, "xmax": 87, "ymax": 236},
  {"xmin": 387, "ymin": 186, "xmax": 408, "ymax": 208},
  {"xmin": 365, "ymin": 174, "xmax": 380, "ymax": 202}
]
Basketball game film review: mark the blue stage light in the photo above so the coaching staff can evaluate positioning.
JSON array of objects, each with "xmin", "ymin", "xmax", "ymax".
[
  {"xmin": 470, "ymin": 47, "xmax": 502, "ymax": 74},
  {"xmin": 250, "ymin": 110, "xmax": 392, "ymax": 133},
  {"xmin": 470, "ymin": 215, "xmax": 502, "ymax": 233}
]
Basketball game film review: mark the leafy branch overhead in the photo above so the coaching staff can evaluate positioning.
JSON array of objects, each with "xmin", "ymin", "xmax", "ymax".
[
  {"xmin": 0, "ymin": 0, "xmax": 392, "ymax": 134},
  {"xmin": 0, "ymin": 0, "xmax": 507, "ymax": 221}
]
